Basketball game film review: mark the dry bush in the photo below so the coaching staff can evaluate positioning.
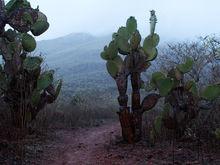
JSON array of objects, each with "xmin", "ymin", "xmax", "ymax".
[{"xmin": 33, "ymin": 91, "xmax": 118, "ymax": 129}]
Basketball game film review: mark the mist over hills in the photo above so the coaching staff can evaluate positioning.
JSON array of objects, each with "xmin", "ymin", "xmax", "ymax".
[
  {"xmin": 36, "ymin": 33, "xmax": 116, "ymax": 99},
  {"xmin": 37, "ymin": 33, "xmax": 111, "ymax": 67}
]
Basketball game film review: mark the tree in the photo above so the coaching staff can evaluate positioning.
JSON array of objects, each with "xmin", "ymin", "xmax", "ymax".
[
  {"xmin": 158, "ymin": 36, "xmax": 220, "ymax": 86},
  {"xmin": 0, "ymin": 0, "xmax": 62, "ymax": 129},
  {"xmin": 100, "ymin": 11, "xmax": 160, "ymax": 143}
]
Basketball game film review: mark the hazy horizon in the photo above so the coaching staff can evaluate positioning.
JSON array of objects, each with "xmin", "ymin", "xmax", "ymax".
[{"xmin": 5, "ymin": 0, "xmax": 220, "ymax": 41}]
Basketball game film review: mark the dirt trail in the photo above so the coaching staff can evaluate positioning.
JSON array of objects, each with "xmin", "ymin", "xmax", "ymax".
[
  {"xmin": 41, "ymin": 122, "xmax": 121, "ymax": 165},
  {"xmin": 39, "ymin": 122, "xmax": 220, "ymax": 165}
]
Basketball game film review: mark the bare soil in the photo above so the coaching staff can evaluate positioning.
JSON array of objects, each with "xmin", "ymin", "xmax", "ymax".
[
  {"xmin": 39, "ymin": 122, "xmax": 219, "ymax": 165},
  {"xmin": 1, "ymin": 121, "xmax": 220, "ymax": 165}
]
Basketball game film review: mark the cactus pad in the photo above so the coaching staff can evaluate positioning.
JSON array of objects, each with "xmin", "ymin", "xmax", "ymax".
[
  {"xmin": 23, "ymin": 56, "xmax": 43, "ymax": 71},
  {"xmin": 22, "ymin": 33, "xmax": 36, "ymax": 52},
  {"xmin": 31, "ymin": 21, "xmax": 49, "ymax": 36}
]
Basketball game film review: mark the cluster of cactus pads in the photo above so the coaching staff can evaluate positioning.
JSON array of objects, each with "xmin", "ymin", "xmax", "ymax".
[
  {"xmin": 0, "ymin": 0, "xmax": 61, "ymax": 128},
  {"xmin": 101, "ymin": 11, "xmax": 160, "ymax": 143},
  {"xmin": 149, "ymin": 58, "xmax": 220, "ymax": 138}
]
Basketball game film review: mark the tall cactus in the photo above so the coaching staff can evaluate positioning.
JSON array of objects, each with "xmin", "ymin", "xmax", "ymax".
[
  {"xmin": 100, "ymin": 11, "xmax": 160, "ymax": 143},
  {"xmin": 0, "ymin": 0, "xmax": 62, "ymax": 129}
]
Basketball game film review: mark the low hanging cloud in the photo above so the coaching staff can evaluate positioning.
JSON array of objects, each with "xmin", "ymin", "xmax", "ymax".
[{"xmin": 16, "ymin": 0, "xmax": 220, "ymax": 41}]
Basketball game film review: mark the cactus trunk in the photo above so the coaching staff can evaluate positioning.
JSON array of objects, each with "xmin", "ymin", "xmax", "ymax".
[
  {"xmin": 116, "ymin": 72, "xmax": 143, "ymax": 143},
  {"xmin": 118, "ymin": 107, "xmax": 134, "ymax": 143},
  {"xmin": 116, "ymin": 73, "xmax": 134, "ymax": 143},
  {"xmin": 131, "ymin": 72, "xmax": 142, "ymax": 141}
]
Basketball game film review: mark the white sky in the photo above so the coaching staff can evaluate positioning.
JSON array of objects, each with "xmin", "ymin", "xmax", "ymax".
[{"xmin": 6, "ymin": 0, "xmax": 220, "ymax": 41}]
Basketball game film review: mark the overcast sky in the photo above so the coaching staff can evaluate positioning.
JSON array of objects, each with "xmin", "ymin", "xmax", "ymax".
[{"xmin": 9, "ymin": 0, "xmax": 220, "ymax": 41}]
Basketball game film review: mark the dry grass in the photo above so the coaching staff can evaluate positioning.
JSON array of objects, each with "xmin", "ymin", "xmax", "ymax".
[{"xmin": 34, "ymin": 98, "xmax": 118, "ymax": 129}]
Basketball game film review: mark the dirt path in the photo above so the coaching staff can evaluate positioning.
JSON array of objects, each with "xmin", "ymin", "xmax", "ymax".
[
  {"xmin": 38, "ymin": 122, "xmax": 220, "ymax": 165},
  {"xmin": 40, "ymin": 122, "xmax": 121, "ymax": 165}
]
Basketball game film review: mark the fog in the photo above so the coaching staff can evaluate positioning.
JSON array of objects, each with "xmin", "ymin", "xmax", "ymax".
[{"xmin": 5, "ymin": 0, "xmax": 220, "ymax": 41}]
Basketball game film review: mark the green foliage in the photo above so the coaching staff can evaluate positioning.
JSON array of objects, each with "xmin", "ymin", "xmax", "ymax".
[
  {"xmin": 143, "ymin": 34, "xmax": 160, "ymax": 49},
  {"xmin": 31, "ymin": 21, "xmax": 50, "ymax": 36},
  {"xmin": 177, "ymin": 57, "xmax": 194, "ymax": 73},
  {"xmin": 4, "ymin": 29, "xmax": 17, "ymax": 42},
  {"xmin": 5, "ymin": 0, "xmax": 31, "ymax": 14},
  {"xmin": 116, "ymin": 37, "xmax": 130, "ymax": 53},
  {"xmin": 201, "ymin": 85, "xmax": 220, "ymax": 101},
  {"xmin": 31, "ymin": 89, "xmax": 41, "ymax": 106},
  {"xmin": 117, "ymin": 27, "xmax": 130, "ymax": 40},
  {"xmin": 37, "ymin": 70, "xmax": 54, "ymax": 91},
  {"xmin": 150, "ymin": 72, "xmax": 165, "ymax": 89},
  {"xmin": 149, "ymin": 55, "xmax": 220, "ymax": 139},
  {"xmin": 101, "ymin": 13, "xmax": 160, "ymax": 78},
  {"xmin": 22, "ymin": 12, "xmax": 34, "ymax": 24},
  {"xmin": 101, "ymin": 41, "xmax": 118, "ymax": 60},
  {"xmin": 156, "ymin": 78, "xmax": 174, "ymax": 96},
  {"xmin": 143, "ymin": 34, "xmax": 159, "ymax": 61},
  {"xmin": 107, "ymin": 41, "xmax": 118, "ymax": 59},
  {"xmin": 37, "ymin": 12, "xmax": 48, "ymax": 22},
  {"xmin": 126, "ymin": 16, "xmax": 137, "ymax": 35},
  {"xmin": 150, "ymin": 58, "xmax": 194, "ymax": 97},
  {"xmin": 106, "ymin": 60, "xmax": 120, "ymax": 78},
  {"xmin": 22, "ymin": 33, "xmax": 36, "ymax": 52},
  {"xmin": 23, "ymin": 56, "xmax": 43, "ymax": 71}
]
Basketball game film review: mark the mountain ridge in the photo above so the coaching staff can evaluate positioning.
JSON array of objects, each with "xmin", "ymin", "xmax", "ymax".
[{"xmin": 36, "ymin": 33, "xmax": 114, "ymax": 98}]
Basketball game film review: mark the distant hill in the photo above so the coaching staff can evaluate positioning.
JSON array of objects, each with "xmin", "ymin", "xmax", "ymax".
[
  {"xmin": 37, "ymin": 33, "xmax": 111, "ymax": 67},
  {"xmin": 36, "ymin": 33, "xmax": 116, "ymax": 100}
]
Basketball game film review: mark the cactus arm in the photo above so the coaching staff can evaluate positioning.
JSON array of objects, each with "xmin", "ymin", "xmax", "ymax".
[{"xmin": 149, "ymin": 10, "xmax": 157, "ymax": 35}]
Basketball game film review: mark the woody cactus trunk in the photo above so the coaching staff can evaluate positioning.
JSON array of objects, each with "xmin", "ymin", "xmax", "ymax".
[
  {"xmin": 0, "ymin": 0, "xmax": 62, "ymax": 129},
  {"xmin": 100, "ymin": 11, "xmax": 160, "ymax": 143}
]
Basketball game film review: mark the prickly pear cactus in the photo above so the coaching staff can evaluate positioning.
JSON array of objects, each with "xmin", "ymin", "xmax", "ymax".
[
  {"xmin": 0, "ymin": 0, "xmax": 62, "ymax": 128},
  {"xmin": 100, "ymin": 11, "xmax": 160, "ymax": 143},
  {"xmin": 149, "ymin": 57, "xmax": 220, "ymax": 137}
]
